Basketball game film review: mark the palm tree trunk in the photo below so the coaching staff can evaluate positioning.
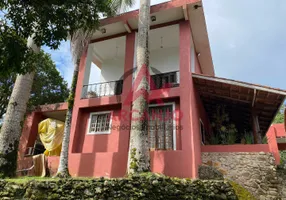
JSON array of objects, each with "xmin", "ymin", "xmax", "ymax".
[
  {"xmin": 56, "ymin": 31, "xmax": 89, "ymax": 178},
  {"xmin": 55, "ymin": 0, "xmax": 135, "ymax": 177},
  {"xmin": 127, "ymin": 0, "xmax": 151, "ymax": 174},
  {"xmin": 0, "ymin": 37, "xmax": 40, "ymax": 178},
  {"xmin": 55, "ymin": 63, "xmax": 79, "ymax": 178}
]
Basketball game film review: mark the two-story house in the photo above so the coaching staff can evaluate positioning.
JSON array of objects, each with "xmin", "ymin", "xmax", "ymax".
[{"xmin": 18, "ymin": 0, "xmax": 286, "ymax": 178}]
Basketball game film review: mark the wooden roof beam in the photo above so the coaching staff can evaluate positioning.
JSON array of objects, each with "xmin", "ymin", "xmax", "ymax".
[
  {"xmin": 123, "ymin": 20, "xmax": 132, "ymax": 33},
  {"xmin": 182, "ymin": 5, "xmax": 189, "ymax": 21}
]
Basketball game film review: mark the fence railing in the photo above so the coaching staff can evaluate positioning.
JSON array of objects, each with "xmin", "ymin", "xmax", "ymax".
[
  {"xmin": 150, "ymin": 71, "xmax": 180, "ymax": 90},
  {"xmin": 82, "ymin": 80, "xmax": 123, "ymax": 99}
]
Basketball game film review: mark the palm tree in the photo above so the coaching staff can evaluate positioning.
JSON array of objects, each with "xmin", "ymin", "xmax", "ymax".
[
  {"xmin": 56, "ymin": 30, "xmax": 93, "ymax": 178},
  {"xmin": 127, "ymin": 0, "xmax": 151, "ymax": 174},
  {"xmin": 0, "ymin": 37, "xmax": 40, "ymax": 178},
  {"xmin": 56, "ymin": 0, "xmax": 135, "ymax": 178}
]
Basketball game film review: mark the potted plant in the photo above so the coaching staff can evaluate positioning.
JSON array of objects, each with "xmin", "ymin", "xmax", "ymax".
[{"xmin": 87, "ymin": 91, "xmax": 97, "ymax": 98}]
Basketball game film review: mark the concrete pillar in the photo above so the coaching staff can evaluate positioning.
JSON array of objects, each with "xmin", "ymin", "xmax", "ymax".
[
  {"xmin": 81, "ymin": 46, "xmax": 92, "ymax": 98},
  {"xmin": 69, "ymin": 47, "xmax": 88, "ymax": 154},
  {"xmin": 179, "ymin": 21, "xmax": 201, "ymax": 178},
  {"xmin": 117, "ymin": 33, "xmax": 135, "ymax": 166}
]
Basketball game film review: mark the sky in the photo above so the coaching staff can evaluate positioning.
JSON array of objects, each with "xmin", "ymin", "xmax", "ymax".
[{"xmin": 44, "ymin": 0, "xmax": 286, "ymax": 90}]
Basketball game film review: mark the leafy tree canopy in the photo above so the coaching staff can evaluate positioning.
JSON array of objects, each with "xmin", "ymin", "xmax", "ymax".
[
  {"xmin": 0, "ymin": 0, "xmax": 126, "ymax": 75},
  {"xmin": 0, "ymin": 22, "xmax": 40, "ymax": 77},
  {"xmin": 273, "ymin": 104, "xmax": 285, "ymax": 124},
  {"xmin": 1, "ymin": 0, "xmax": 122, "ymax": 49},
  {"xmin": 0, "ymin": 50, "xmax": 69, "ymax": 117}
]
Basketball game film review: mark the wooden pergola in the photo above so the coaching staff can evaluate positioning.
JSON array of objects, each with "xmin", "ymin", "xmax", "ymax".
[{"xmin": 193, "ymin": 73, "xmax": 286, "ymax": 143}]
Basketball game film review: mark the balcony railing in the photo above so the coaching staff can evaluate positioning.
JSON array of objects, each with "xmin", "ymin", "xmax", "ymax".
[
  {"xmin": 82, "ymin": 80, "xmax": 123, "ymax": 99},
  {"xmin": 82, "ymin": 71, "xmax": 179, "ymax": 99},
  {"xmin": 150, "ymin": 71, "xmax": 180, "ymax": 90}
]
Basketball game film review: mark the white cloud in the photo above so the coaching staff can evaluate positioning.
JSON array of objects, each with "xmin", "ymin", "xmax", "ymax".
[{"xmin": 43, "ymin": 41, "xmax": 73, "ymax": 86}]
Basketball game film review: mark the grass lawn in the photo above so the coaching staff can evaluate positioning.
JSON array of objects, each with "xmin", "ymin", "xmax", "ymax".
[
  {"xmin": 5, "ymin": 177, "xmax": 58, "ymax": 184},
  {"xmin": 4, "ymin": 176, "xmax": 97, "ymax": 184}
]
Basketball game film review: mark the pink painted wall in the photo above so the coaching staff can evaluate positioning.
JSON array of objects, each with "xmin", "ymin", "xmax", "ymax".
[
  {"xmin": 46, "ymin": 156, "xmax": 60, "ymax": 176},
  {"xmin": 266, "ymin": 124, "xmax": 286, "ymax": 164},
  {"xmin": 72, "ymin": 106, "xmax": 122, "ymax": 153},
  {"xmin": 178, "ymin": 20, "xmax": 211, "ymax": 178},
  {"xmin": 271, "ymin": 123, "xmax": 285, "ymax": 137},
  {"xmin": 151, "ymin": 151, "xmax": 189, "ymax": 177},
  {"xmin": 18, "ymin": 112, "xmax": 43, "ymax": 173}
]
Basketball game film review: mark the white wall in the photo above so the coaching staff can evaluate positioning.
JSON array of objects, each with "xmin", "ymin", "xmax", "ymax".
[
  {"xmin": 86, "ymin": 58, "xmax": 124, "ymax": 96},
  {"xmin": 100, "ymin": 58, "xmax": 124, "ymax": 82},
  {"xmin": 149, "ymin": 47, "xmax": 179, "ymax": 74},
  {"xmin": 89, "ymin": 63, "xmax": 101, "ymax": 84}
]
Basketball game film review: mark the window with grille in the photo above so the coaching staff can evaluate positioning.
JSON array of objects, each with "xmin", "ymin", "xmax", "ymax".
[
  {"xmin": 148, "ymin": 105, "xmax": 174, "ymax": 150},
  {"xmin": 88, "ymin": 112, "xmax": 112, "ymax": 134}
]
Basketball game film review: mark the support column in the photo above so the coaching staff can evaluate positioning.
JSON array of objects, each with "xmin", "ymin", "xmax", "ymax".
[
  {"xmin": 69, "ymin": 47, "xmax": 88, "ymax": 155},
  {"xmin": 179, "ymin": 21, "xmax": 201, "ymax": 178},
  {"xmin": 81, "ymin": 46, "xmax": 92, "ymax": 98},
  {"xmin": 252, "ymin": 109, "xmax": 262, "ymax": 144},
  {"xmin": 118, "ymin": 32, "xmax": 135, "ymax": 159}
]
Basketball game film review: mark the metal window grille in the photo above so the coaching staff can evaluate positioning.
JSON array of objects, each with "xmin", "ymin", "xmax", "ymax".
[
  {"xmin": 148, "ymin": 105, "xmax": 173, "ymax": 150},
  {"xmin": 150, "ymin": 71, "xmax": 179, "ymax": 90},
  {"xmin": 89, "ymin": 113, "xmax": 111, "ymax": 133}
]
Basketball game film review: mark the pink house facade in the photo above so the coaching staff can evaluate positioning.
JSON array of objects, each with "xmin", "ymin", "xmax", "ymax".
[
  {"xmin": 18, "ymin": 0, "xmax": 286, "ymax": 179},
  {"xmin": 266, "ymin": 123, "xmax": 286, "ymax": 164}
]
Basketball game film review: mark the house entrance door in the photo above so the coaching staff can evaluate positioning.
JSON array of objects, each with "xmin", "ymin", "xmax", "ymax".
[{"xmin": 148, "ymin": 105, "xmax": 173, "ymax": 150}]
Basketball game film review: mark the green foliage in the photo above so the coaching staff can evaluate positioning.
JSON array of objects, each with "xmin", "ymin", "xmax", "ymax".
[
  {"xmin": 226, "ymin": 131, "xmax": 237, "ymax": 144},
  {"xmin": 0, "ymin": 0, "xmax": 134, "ymax": 75},
  {"xmin": 262, "ymin": 136, "xmax": 268, "ymax": 144},
  {"xmin": 273, "ymin": 104, "xmax": 285, "ymax": 124},
  {"xmin": 67, "ymin": 70, "xmax": 78, "ymax": 110},
  {"xmin": 210, "ymin": 105, "xmax": 238, "ymax": 145},
  {"xmin": 280, "ymin": 150, "xmax": 286, "ymax": 165},
  {"xmin": 6, "ymin": 177, "xmax": 57, "ymax": 184},
  {"xmin": 0, "ymin": 174, "xmax": 238, "ymax": 200},
  {"xmin": 243, "ymin": 131, "xmax": 253, "ymax": 144},
  {"xmin": 1, "ymin": 0, "xmax": 132, "ymax": 49},
  {"xmin": 0, "ymin": 22, "xmax": 39, "ymax": 77},
  {"xmin": 129, "ymin": 148, "xmax": 139, "ymax": 173},
  {"xmin": 0, "ymin": 51, "xmax": 69, "ymax": 117},
  {"xmin": 210, "ymin": 135, "xmax": 220, "ymax": 145},
  {"xmin": 229, "ymin": 181, "xmax": 257, "ymax": 200}
]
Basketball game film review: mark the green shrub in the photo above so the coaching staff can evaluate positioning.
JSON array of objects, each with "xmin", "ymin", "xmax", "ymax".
[
  {"xmin": 244, "ymin": 131, "xmax": 253, "ymax": 144},
  {"xmin": 0, "ymin": 173, "xmax": 238, "ymax": 200},
  {"xmin": 280, "ymin": 150, "xmax": 286, "ymax": 165}
]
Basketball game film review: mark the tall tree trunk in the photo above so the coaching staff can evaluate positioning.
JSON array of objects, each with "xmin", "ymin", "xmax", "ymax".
[
  {"xmin": 56, "ymin": 31, "xmax": 90, "ymax": 178},
  {"xmin": 127, "ymin": 0, "xmax": 151, "ymax": 174},
  {"xmin": 55, "ymin": 64, "xmax": 79, "ymax": 178},
  {"xmin": 0, "ymin": 37, "xmax": 40, "ymax": 178}
]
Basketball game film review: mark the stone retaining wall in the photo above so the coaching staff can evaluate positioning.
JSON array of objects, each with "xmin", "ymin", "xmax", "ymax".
[
  {"xmin": 0, "ymin": 174, "xmax": 238, "ymax": 200},
  {"xmin": 201, "ymin": 152, "xmax": 279, "ymax": 200},
  {"xmin": 277, "ymin": 168, "xmax": 286, "ymax": 200}
]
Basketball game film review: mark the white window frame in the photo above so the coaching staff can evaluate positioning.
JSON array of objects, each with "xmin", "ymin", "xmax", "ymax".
[
  {"xmin": 148, "ymin": 102, "xmax": 177, "ymax": 150},
  {"xmin": 199, "ymin": 119, "xmax": 206, "ymax": 145},
  {"xmin": 87, "ymin": 111, "xmax": 113, "ymax": 135}
]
